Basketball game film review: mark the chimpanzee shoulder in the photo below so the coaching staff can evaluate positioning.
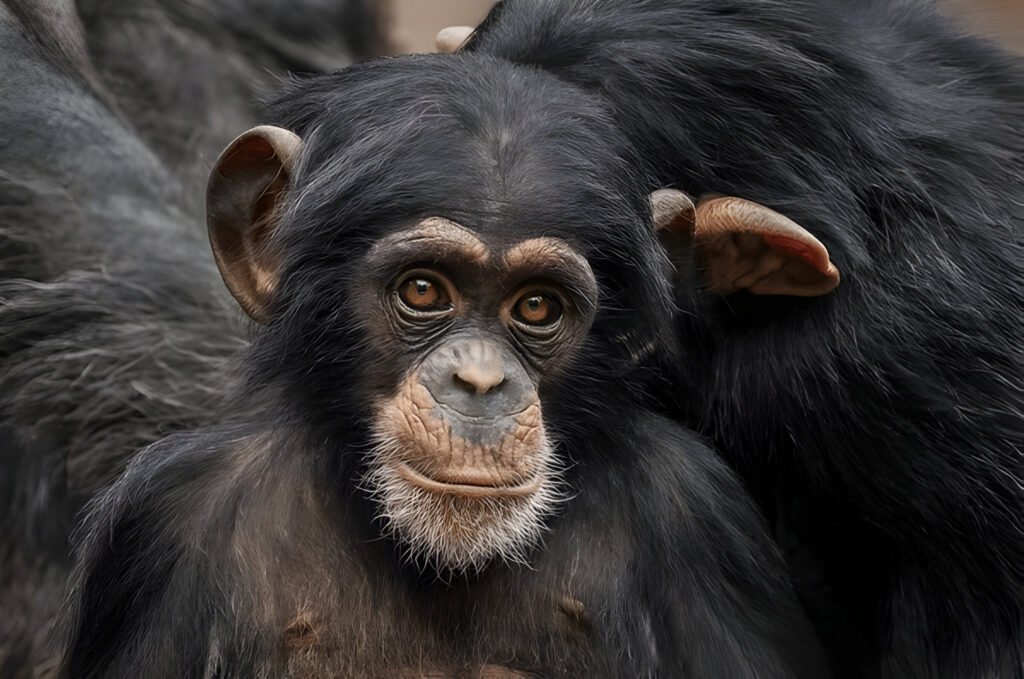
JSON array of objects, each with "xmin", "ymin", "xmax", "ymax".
[{"xmin": 62, "ymin": 431, "xmax": 229, "ymax": 678}]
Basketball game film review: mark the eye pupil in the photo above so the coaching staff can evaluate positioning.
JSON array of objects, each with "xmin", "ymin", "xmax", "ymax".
[
  {"xmin": 398, "ymin": 275, "xmax": 450, "ymax": 312},
  {"xmin": 514, "ymin": 293, "xmax": 561, "ymax": 326}
]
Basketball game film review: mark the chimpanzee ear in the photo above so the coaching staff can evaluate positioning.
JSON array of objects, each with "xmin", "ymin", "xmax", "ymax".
[
  {"xmin": 694, "ymin": 196, "xmax": 840, "ymax": 296},
  {"xmin": 650, "ymin": 190, "xmax": 840, "ymax": 297},
  {"xmin": 650, "ymin": 189, "xmax": 698, "ymax": 273},
  {"xmin": 435, "ymin": 26, "xmax": 475, "ymax": 53},
  {"xmin": 207, "ymin": 125, "xmax": 302, "ymax": 322}
]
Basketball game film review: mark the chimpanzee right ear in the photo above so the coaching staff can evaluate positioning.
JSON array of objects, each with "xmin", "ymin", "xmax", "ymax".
[
  {"xmin": 207, "ymin": 125, "xmax": 302, "ymax": 323},
  {"xmin": 651, "ymin": 189, "xmax": 840, "ymax": 297}
]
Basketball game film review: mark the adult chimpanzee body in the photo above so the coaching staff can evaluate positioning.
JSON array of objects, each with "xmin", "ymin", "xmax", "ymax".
[
  {"xmin": 0, "ymin": 1, "xmax": 385, "ymax": 674},
  {"xmin": 60, "ymin": 56, "xmax": 829, "ymax": 677},
  {"xmin": 3, "ymin": 0, "xmax": 388, "ymax": 222},
  {"xmin": 459, "ymin": 0, "xmax": 1024, "ymax": 675}
]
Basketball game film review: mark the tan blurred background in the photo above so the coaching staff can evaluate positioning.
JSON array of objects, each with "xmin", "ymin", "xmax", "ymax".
[
  {"xmin": 391, "ymin": 0, "xmax": 1023, "ymax": 54},
  {"xmin": 947, "ymin": 0, "xmax": 1024, "ymax": 51},
  {"xmin": 391, "ymin": 0, "xmax": 494, "ymax": 53}
]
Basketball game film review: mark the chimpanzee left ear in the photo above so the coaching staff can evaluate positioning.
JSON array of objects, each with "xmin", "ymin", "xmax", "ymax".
[
  {"xmin": 651, "ymin": 189, "xmax": 840, "ymax": 296},
  {"xmin": 207, "ymin": 125, "xmax": 302, "ymax": 322}
]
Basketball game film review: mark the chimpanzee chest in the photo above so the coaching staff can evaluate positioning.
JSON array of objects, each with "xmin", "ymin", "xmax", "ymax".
[
  {"xmin": 272, "ymin": 518, "xmax": 653, "ymax": 678},
  {"xmin": 277, "ymin": 591, "xmax": 640, "ymax": 677}
]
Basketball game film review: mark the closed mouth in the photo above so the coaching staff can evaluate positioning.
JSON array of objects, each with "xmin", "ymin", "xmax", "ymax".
[
  {"xmin": 433, "ymin": 400, "xmax": 534, "ymax": 423},
  {"xmin": 396, "ymin": 463, "xmax": 542, "ymax": 498}
]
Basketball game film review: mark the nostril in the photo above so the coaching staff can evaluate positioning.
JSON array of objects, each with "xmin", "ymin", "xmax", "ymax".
[
  {"xmin": 453, "ymin": 372, "xmax": 478, "ymax": 394},
  {"xmin": 487, "ymin": 375, "xmax": 507, "ymax": 393},
  {"xmin": 453, "ymin": 365, "xmax": 505, "ymax": 395}
]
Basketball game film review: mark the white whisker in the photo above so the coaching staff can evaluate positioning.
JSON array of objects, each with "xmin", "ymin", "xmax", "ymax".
[{"xmin": 362, "ymin": 424, "xmax": 565, "ymax": 574}]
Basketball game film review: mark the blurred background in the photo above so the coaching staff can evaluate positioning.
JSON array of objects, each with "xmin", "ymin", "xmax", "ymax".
[
  {"xmin": 391, "ymin": 0, "xmax": 493, "ymax": 53},
  {"xmin": 392, "ymin": 0, "xmax": 1023, "ymax": 54},
  {"xmin": 947, "ymin": 0, "xmax": 1024, "ymax": 51}
]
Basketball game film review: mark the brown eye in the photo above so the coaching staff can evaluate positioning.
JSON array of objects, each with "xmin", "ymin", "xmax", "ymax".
[
  {"xmin": 513, "ymin": 293, "xmax": 562, "ymax": 326},
  {"xmin": 398, "ymin": 276, "xmax": 452, "ymax": 312}
]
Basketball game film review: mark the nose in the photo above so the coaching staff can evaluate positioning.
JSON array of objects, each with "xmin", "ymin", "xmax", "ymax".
[
  {"xmin": 419, "ymin": 338, "xmax": 533, "ymax": 419},
  {"xmin": 454, "ymin": 362, "xmax": 505, "ymax": 395}
]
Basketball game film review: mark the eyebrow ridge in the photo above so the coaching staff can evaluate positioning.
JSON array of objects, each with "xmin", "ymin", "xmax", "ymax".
[
  {"xmin": 502, "ymin": 237, "xmax": 598, "ymax": 307},
  {"xmin": 367, "ymin": 217, "xmax": 490, "ymax": 265},
  {"xmin": 502, "ymin": 237, "xmax": 589, "ymax": 273}
]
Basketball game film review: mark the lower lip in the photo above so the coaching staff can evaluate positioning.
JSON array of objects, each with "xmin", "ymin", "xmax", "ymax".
[{"xmin": 395, "ymin": 463, "xmax": 542, "ymax": 498}]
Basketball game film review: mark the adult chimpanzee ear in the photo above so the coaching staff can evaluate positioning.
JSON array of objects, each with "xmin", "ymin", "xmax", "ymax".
[
  {"xmin": 207, "ymin": 125, "xmax": 302, "ymax": 322},
  {"xmin": 650, "ymin": 190, "xmax": 840, "ymax": 297},
  {"xmin": 436, "ymin": 26, "xmax": 475, "ymax": 53}
]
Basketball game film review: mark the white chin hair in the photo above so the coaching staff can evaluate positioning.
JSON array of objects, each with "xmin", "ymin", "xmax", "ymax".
[{"xmin": 365, "ymin": 443, "xmax": 563, "ymax": 573}]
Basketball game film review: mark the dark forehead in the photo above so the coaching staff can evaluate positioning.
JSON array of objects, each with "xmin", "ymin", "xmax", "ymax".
[{"xmin": 270, "ymin": 53, "xmax": 648, "ymax": 254}]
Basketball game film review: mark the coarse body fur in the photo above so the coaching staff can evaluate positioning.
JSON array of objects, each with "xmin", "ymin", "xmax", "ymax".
[
  {"xmin": 465, "ymin": 0, "xmax": 1024, "ymax": 676},
  {"xmin": 0, "ymin": 1, "xmax": 385, "ymax": 674}
]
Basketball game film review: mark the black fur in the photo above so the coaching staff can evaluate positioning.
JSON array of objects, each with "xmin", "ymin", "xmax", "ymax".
[
  {"xmin": 5, "ymin": 0, "xmax": 388, "ymax": 214},
  {"xmin": 10, "ymin": 0, "xmax": 1021, "ymax": 676},
  {"xmin": 465, "ymin": 0, "xmax": 1024, "ymax": 676},
  {"xmin": 61, "ymin": 55, "xmax": 828, "ymax": 677},
  {"xmin": 0, "ymin": 1, "xmax": 383, "ymax": 674}
]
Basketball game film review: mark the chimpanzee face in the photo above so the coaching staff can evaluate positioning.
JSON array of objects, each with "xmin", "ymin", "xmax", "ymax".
[
  {"xmin": 204, "ymin": 122, "xmax": 605, "ymax": 570},
  {"xmin": 205, "ymin": 68, "xmax": 838, "ymax": 572},
  {"xmin": 357, "ymin": 217, "xmax": 598, "ymax": 570}
]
